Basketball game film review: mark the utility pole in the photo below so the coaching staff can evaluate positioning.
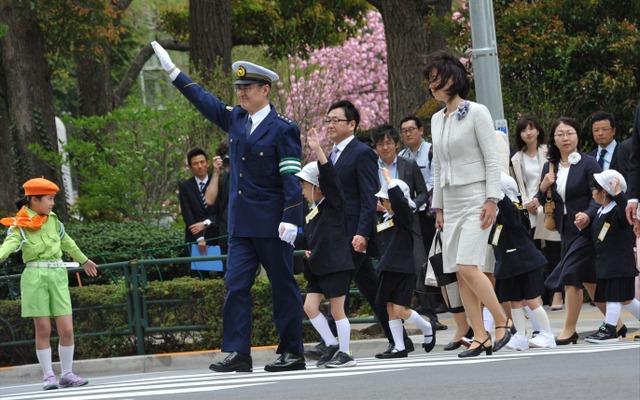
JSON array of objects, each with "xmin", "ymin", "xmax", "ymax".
[{"xmin": 469, "ymin": 0, "xmax": 508, "ymax": 136}]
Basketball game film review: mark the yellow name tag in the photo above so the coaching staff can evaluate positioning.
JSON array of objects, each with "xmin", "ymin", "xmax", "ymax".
[
  {"xmin": 305, "ymin": 206, "xmax": 320, "ymax": 223},
  {"xmin": 376, "ymin": 219, "xmax": 394, "ymax": 232},
  {"xmin": 597, "ymin": 222, "xmax": 610, "ymax": 242},
  {"xmin": 491, "ymin": 224, "xmax": 503, "ymax": 246}
]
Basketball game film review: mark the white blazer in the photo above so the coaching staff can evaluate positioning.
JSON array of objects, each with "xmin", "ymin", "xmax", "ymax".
[{"xmin": 510, "ymin": 145, "xmax": 560, "ymax": 241}]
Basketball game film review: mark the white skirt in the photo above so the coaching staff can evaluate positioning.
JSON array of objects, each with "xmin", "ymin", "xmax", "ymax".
[{"xmin": 442, "ymin": 181, "xmax": 492, "ymax": 273}]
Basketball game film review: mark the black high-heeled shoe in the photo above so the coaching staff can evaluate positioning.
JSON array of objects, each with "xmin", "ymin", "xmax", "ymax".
[
  {"xmin": 618, "ymin": 324, "xmax": 628, "ymax": 338},
  {"xmin": 555, "ymin": 332, "xmax": 579, "ymax": 345},
  {"xmin": 493, "ymin": 318, "xmax": 517, "ymax": 352},
  {"xmin": 445, "ymin": 327, "xmax": 475, "ymax": 351},
  {"xmin": 458, "ymin": 334, "xmax": 492, "ymax": 358}
]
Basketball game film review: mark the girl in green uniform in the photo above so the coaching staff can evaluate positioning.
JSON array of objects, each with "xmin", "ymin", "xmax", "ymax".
[{"xmin": 0, "ymin": 178, "xmax": 98, "ymax": 390}]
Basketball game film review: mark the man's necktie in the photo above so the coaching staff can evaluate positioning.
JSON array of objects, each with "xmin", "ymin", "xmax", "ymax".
[
  {"xmin": 330, "ymin": 147, "xmax": 340, "ymax": 164},
  {"xmin": 245, "ymin": 116, "xmax": 253, "ymax": 140},
  {"xmin": 199, "ymin": 181, "xmax": 207, "ymax": 207},
  {"xmin": 598, "ymin": 148, "xmax": 607, "ymax": 169}
]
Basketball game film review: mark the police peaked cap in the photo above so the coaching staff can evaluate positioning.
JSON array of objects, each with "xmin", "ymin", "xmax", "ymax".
[{"xmin": 232, "ymin": 61, "xmax": 279, "ymax": 85}]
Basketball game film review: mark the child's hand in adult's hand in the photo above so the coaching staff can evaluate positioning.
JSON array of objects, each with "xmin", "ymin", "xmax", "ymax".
[{"xmin": 82, "ymin": 260, "xmax": 98, "ymax": 277}]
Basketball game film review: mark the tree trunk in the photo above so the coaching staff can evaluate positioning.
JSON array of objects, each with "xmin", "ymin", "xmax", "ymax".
[
  {"xmin": 75, "ymin": 47, "xmax": 115, "ymax": 116},
  {"xmin": 189, "ymin": 0, "xmax": 232, "ymax": 95},
  {"xmin": 0, "ymin": 0, "xmax": 67, "ymax": 218},
  {"xmin": 369, "ymin": 0, "xmax": 450, "ymax": 127}
]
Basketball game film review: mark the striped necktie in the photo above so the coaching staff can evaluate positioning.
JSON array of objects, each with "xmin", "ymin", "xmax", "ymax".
[{"xmin": 199, "ymin": 181, "xmax": 207, "ymax": 208}]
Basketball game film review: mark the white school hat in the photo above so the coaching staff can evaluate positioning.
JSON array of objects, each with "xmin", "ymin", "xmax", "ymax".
[
  {"xmin": 295, "ymin": 161, "xmax": 319, "ymax": 187},
  {"xmin": 593, "ymin": 169, "xmax": 627, "ymax": 196}
]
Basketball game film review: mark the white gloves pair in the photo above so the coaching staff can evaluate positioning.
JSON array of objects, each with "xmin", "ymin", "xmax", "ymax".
[
  {"xmin": 278, "ymin": 222, "xmax": 297, "ymax": 246},
  {"xmin": 151, "ymin": 41, "xmax": 175, "ymax": 72}
]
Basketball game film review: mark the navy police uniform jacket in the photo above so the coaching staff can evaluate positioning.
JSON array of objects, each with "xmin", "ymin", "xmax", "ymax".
[
  {"xmin": 296, "ymin": 162, "xmax": 354, "ymax": 277},
  {"xmin": 173, "ymin": 73, "xmax": 303, "ymax": 236},
  {"xmin": 491, "ymin": 196, "xmax": 547, "ymax": 280},
  {"xmin": 591, "ymin": 192, "xmax": 638, "ymax": 279},
  {"xmin": 374, "ymin": 186, "xmax": 415, "ymax": 274}
]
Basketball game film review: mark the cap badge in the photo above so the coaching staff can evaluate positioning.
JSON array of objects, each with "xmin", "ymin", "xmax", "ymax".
[{"xmin": 237, "ymin": 65, "xmax": 246, "ymax": 77}]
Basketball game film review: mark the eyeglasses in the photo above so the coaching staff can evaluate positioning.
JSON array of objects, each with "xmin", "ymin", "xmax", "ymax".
[
  {"xmin": 375, "ymin": 140, "xmax": 396, "ymax": 148},
  {"xmin": 554, "ymin": 131, "xmax": 577, "ymax": 139},
  {"xmin": 235, "ymin": 84, "xmax": 263, "ymax": 93},
  {"xmin": 323, "ymin": 118, "xmax": 349, "ymax": 125},
  {"xmin": 401, "ymin": 127, "xmax": 419, "ymax": 135}
]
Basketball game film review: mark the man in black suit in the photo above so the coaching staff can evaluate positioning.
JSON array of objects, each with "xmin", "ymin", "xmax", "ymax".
[
  {"xmin": 588, "ymin": 111, "xmax": 625, "ymax": 178},
  {"xmin": 179, "ymin": 148, "xmax": 218, "ymax": 255},
  {"xmin": 370, "ymin": 124, "xmax": 446, "ymax": 330},
  {"xmin": 626, "ymin": 104, "xmax": 640, "ymax": 226},
  {"xmin": 305, "ymin": 101, "xmax": 413, "ymax": 359}
]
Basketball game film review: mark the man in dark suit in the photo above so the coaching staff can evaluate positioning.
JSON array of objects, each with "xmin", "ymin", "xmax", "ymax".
[
  {"xmin": 179, "ymin": 148, "xmax": 218, "ymax": 255},
  {"xmin": 588, "ymin": 111, "xmax": 624, "ymax": 178},
  {"xmin": 370, "ymin": 124, "xmax": 446, "ymax": 330},
  {"xmin": 626, "ymin": 104, "xmax": 640, "ymax": 226},
  {"xmin": 152, "ymin": 42, "xmax": 305, "ymax": 373}
]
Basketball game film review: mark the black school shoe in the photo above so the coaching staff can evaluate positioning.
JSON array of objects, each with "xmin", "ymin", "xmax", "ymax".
[{"xmin": 585, "ymin": 323, "xmax": 618, "ymax": 344}]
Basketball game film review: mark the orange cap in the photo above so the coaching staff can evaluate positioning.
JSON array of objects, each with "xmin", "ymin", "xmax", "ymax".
[{"xmin": 23, "ymin": 177, "xmax": 59, "ymax": 196}]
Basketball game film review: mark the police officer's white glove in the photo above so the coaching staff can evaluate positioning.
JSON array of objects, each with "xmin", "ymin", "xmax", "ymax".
[
  {"xmin": 278, "ymin": 222, "xmax": 297, "ymax": 246},
  {"xmin": 151, "ymin": 41, "xmax": 175, "ymax": 72}
]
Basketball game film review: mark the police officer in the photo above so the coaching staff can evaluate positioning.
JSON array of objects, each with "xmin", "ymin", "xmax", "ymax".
[{"xmin": 152, "ymin": 42, "xmax": 305, "ymax": 373}]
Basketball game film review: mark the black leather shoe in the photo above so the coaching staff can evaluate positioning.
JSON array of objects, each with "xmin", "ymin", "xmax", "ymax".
[
  {"xmin": 618, "ymin": 324, "xmax": 628, "ymax": 338},
  {"xmin": 209, "ymin": 352, "xmax": 252, "ymax": 373},
  {"xmin": 493, "ymin": 318, "xmax": 516, "ymax": 352},
  {"xmin": 443, "ymin": 341, "xmax": 462, "ymax": 351},
  {"xmin": 555, "ymin": 332, "xmax": 579, "ymax": 346},
  {"xmin": 458, "ymin": 335, "xmax": 492, "ymax": 358},
  {"xmin": 375, "ymin": 343, "xmax": 395, "ymax": 358},
  {"xmin": 264, "ymin": 353, "xmax": 306, "ymax": 372},
  {"xmin": 422, "ymin": 322, "xmax": 437, "ymax": 353},
  {"xmin": 303, "ymin": 342, "xmax": 325, "ymax": 361},
  {"xmin": 432, "ymin": 320, "xmax": 448, "ymax": 331},
  {"xmin": 377, "ymin": 349, "xmax": 408, "ymax": 359},
  {"xmin": 404, "ymin": 338, "xmax": 415, "ymax": 353}
]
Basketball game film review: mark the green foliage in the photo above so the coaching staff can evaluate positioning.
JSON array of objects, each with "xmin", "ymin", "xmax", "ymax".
[
  {"xmin": 157, "ymin": 0, "xmax": 370, "ymax": 58},
  {"xmin": 0, "ymin": 275, "xmax": 337, "ymax": 366},
  {"xmin": 46, "ymin": 97, "xmax": 224, "ymax": 221},
  {"xmin": 0, "ymin": 23, "xmax": 7, "ymax": 39},
  {"xmin": 441, "ymin": 0, "xmax": 640, "ymax": 144}
]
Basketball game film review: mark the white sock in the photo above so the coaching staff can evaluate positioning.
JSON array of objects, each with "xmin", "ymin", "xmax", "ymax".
[
  {"xmin": 389, "ymin": 319, "xmax": 405, "ymax": 351},
  {"xmin": 335, "ymin": 317, "xmax": 351, "ymax": 354},
  {"xmin": 511, "ymin": 308, "xmax": 526, "ymax": 336},
  {"xmin": 530, "ymin": 305, "xmax": 553, "ymax": 334},
  {"xmin": 406, "ymin": 310, "xmax": 433, "ymax": 343},
  {"xmin": 623, "ymin": 298, "xmax": 640, "ymax": 320},
  {"xmin": 310, "ymin": 314, "xmax": 338, "ymax": 346},
  {"xmin": 524, "ymin": 306, "xmax": 542, "ymax": 332},
  {"xmin": 483, "ymin": 307, "xmax": 494, "ymax": 332},
  {"xmin": 58, "ymin": 344, "xmax": 75, "ymax": 376},
  {"xmin": 36, "ymin": 348, "xmax": 53, "ymax": 377},
  {"xmin": 605, "ymin": 302, "xmax": 622, "ymax": 326}
]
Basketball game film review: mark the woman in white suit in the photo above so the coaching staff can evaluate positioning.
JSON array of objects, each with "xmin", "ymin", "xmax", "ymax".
[
  {"xmin": 426, "ymin": 50, "xmax": 514, "ymax": 358},
  {"xmin": 510, "ymin": 115, "xmax": 564, "ymax": 310}
]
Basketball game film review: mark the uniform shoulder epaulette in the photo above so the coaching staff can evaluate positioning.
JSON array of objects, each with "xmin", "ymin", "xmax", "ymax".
[{"xmin": 276, "ymin": 113, "xmax": 294, "ymax": 124}]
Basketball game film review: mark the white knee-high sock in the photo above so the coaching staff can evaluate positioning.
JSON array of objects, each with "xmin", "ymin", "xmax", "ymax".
[
  {"xmin": 310, "ymin": 314, "xmax": 338, "ymax": 346},
  {"xmin": 406, "ymin": 310, "xmax": 434, "ymax": 344},
  {"xmin": 530, "ymin": 305, "xmax": 553, "ymax": 334},
  {"xmin": 58, "ymin": 344, "xmax": 75, "ymax": 376},
  {"xmin": 623, "ymin": 298, "xmax": 640, "ymax": 320},
  {"xmin": 389, "ymin": 319, "xmax": 405, "ymax": 351},
  {"xmin": 524, "ymin": 306, "xmax": 542, "ymax": 332},
  {"xmin": 36, "ymin": 347, "xmax": 53, "ymax": 377},
  {"xmin": 483, "ymin": 306, "xmax": 494, "ymax": 332},
  {"xmin": 605, "ymin": 302, "xmax": 622, "ymax": 326},
  {"xmin": 335, "ymin": 317, "xmax": 351, "ymax": 354},
  {"xmin": 511, "ymin": 308, "xmax": 526, "ymax": 336}
]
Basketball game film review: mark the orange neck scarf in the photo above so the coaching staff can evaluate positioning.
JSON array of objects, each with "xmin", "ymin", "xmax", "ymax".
[{"xmin": 0, "ymin": 206, "xmax": 49, "ymax": 230}]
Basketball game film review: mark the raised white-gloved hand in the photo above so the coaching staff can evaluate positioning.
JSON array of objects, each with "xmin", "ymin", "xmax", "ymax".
[
  {"xmin": 278, "ymin": 222, "xmax": 298, "ymax": 246},
  {"xmin": 151, "ymin": 41, "xmax": 175, "ymax": 72}
]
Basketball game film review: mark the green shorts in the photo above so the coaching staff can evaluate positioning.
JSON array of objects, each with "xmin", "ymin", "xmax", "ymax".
[{"xmin": 20, "ymin": 266, "xmax": 72, "ymax": 317}]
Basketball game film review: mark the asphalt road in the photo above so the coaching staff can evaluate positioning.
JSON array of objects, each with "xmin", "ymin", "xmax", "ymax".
[{"xmin": 2, "ymin": 341, "xmax": 638, "ymax": 400}]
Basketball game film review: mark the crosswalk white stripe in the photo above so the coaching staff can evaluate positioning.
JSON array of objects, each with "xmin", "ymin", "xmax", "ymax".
[{"xmin": 2, "ymin": 342, "xmax": 637, "ymax": 400}]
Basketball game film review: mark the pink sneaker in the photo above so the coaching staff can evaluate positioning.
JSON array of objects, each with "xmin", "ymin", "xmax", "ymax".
[
  {"xmin": 43, "ymin": 374, "xmax": 58, "ymax": 390},
  {"xmin": 58, "ymin": 372, "xmax": 88, "ymax": 388}
]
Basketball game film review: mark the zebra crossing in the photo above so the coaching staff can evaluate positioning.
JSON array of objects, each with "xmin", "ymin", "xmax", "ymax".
[{"xmin": 1, "ymin": 341, "xmax": 638, "ymax": 400}]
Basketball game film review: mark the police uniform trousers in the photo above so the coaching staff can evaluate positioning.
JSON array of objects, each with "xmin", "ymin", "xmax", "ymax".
[{"xmin": 223, "ymin": 236, "xmax": 303, "ymax": 355}]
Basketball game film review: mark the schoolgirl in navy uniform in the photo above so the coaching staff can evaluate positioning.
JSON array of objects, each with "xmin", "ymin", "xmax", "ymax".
[
  {"xmin": 585, "ymin": 170, "xmax": 640, "ymax": 343},
  {"xmin": 295, "ymin": 128, "xmax": 356, "ymax": 367},
  {"xmin": 373, "ymin": 167, "xmax": 435, "ymax": 358}
]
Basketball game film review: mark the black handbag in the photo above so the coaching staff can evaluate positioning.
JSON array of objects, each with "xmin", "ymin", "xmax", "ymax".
[{"xmin": 429, "ymin": 230, "xmax": 457, "ymax": 286}]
